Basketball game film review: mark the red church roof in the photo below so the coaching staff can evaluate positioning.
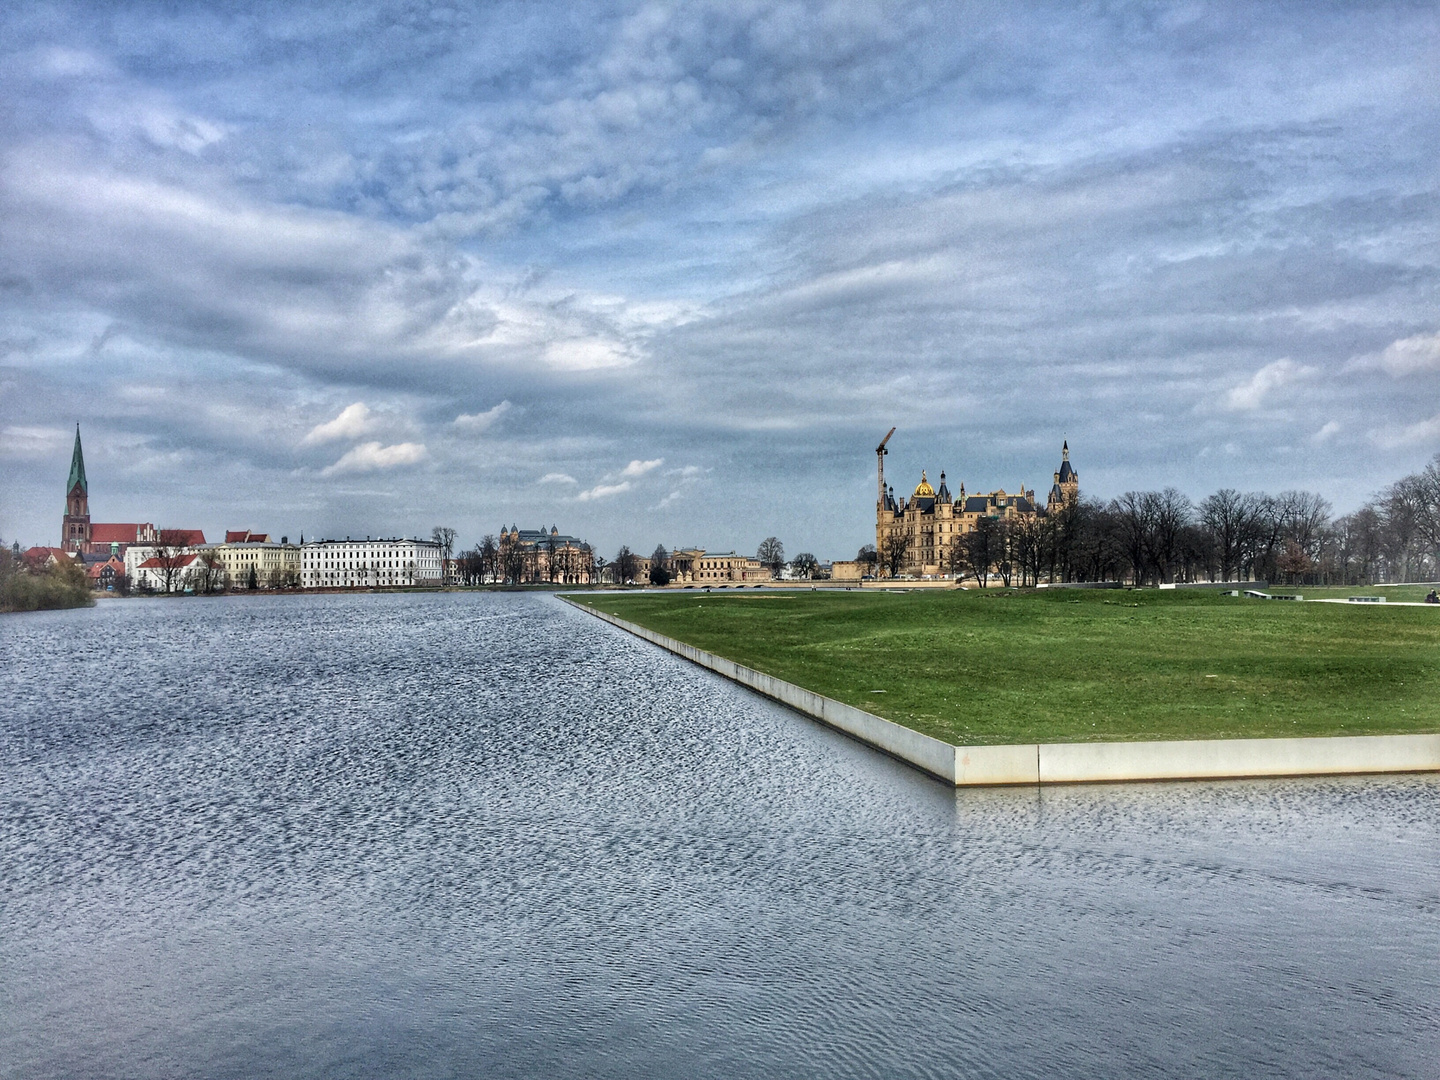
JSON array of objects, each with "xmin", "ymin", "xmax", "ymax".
[
  {"xmin": 91, "ymin": 523, "xmax": 156, "ymax": 544},
  {"xmin": 158, "ymin": 529, "xmax": 207, "ymax": 546},
  {"xmin": 138, "ymin": 553, "xmax": 201, "ymax": 569}
]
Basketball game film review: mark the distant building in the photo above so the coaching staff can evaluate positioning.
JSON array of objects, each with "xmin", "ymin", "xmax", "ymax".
[
  {"xmin": 23, "ymin": 546, "xmax": 75, "ymax": 570},
  {"xmin": 131, "ymin": 552, "xmax": 204, "ymax": 593},
  {"xmin": 675, "ymin": 552, "xmax": 770, "ymax": 584},
  {"xmin": 300, "ymin": 538, "xmax": 442, "ymax": 588},
  {"xmin": 84, "ymin": 553, "xmax": 126, "ymax": 591},
  {"xmin": 876, "ymin": 437, "xmax": 1080, "ymax": 578},
  {"xmin": 499, "ymin": 525, "xmax": 593, "ymax": 584},
  {"xmin": 211, "ymin": 535, "xmax": 300, "ymax": 589}
]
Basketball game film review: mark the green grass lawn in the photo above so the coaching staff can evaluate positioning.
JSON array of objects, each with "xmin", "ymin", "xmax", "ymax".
[{"xmin": 569, "ymin": 588, "xmax": 1440, "ymax": 745}]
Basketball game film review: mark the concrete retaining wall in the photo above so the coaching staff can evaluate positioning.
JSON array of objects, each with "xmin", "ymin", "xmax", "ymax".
[{"xmin": 561, "ymin": 596, "xmax": 1440, "ymax": 787}]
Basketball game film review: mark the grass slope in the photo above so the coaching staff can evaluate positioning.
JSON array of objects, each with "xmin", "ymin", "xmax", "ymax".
[{"xmin": 571, "ymin": 589, "xmax": 1440, "ymax": 745}]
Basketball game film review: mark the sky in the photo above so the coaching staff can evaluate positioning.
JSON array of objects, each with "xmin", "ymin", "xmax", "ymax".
[{"xmin": 2, "ymin": 1, "xmax": 1438, "ymax": 559}]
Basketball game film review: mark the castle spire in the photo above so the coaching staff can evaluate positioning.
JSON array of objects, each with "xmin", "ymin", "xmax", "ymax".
[{"xmin": 68, "ymin": 424, "xmax": 87, "ymax": 494}]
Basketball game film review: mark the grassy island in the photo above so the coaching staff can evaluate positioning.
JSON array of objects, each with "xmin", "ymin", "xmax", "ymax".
[{"xmin": 570, "ymin": 589, "xmax": 1440, "ymax": 745}]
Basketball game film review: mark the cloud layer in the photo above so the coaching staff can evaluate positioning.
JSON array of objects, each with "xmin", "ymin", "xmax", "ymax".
[{"xmin": 2, "ymin": 2, "xmax": 1438, "ymax": 554}]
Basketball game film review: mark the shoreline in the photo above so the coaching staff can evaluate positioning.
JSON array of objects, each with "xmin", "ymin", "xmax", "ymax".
[{"xmin": 560, "ymin": 595, "xmax": 1440, "ymax": 787}]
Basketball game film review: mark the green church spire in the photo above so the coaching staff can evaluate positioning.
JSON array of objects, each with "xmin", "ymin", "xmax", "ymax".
[{"xmin": 67, "ymin": 425, "xmax": 87, "ymax": 494}]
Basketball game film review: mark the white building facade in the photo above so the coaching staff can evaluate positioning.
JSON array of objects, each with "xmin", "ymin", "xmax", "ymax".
[{"xmin": 301, "ymin": 538, "xmax": 443, "ymax": 589}]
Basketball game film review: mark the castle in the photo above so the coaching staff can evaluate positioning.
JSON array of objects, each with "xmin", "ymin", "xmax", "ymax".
[{"xmin": 875, "ymin": 431, "xmax": 1078, "ymax": 577}]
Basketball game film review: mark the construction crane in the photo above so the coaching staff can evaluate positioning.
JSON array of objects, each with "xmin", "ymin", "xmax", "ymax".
[{"xmin": 876, "ymin": 427, "xmax": 895, "ymax": 510}]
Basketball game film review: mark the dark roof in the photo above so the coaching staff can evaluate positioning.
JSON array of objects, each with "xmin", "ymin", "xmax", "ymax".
[
  {"xmin": 911, "ymin": 497, "xmax": 935, "ymax": 513},
  {"xmin": 1058, "ymin": 459, "xmax": 1074, "ymax": 482},
  {"xmin": 936, "ymin": 474, "xmax": 951, "ymax": 502},
  {"xmin": 964, "ymin": 496, "xmax": 989, "ymax": 512}
]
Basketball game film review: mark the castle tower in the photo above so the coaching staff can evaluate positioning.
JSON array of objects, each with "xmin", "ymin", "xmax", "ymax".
[
  {"xmin": 62, "ymin": 425, "xmax": 91, "ymax": 552},
  {"xmin": 1047, "ymin": 440, "xmax": 1079, "ymax": 511}
]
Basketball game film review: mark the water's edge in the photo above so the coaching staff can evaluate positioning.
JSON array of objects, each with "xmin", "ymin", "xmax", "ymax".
[{"xmin": 561, "ymin": 595, "xmax": 1440, "ymax": 786}]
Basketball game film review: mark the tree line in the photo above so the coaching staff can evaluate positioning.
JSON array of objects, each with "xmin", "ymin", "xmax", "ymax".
[{"xmin": 862, "ymin": 454, "xmax": 1440, "ymax": 587}]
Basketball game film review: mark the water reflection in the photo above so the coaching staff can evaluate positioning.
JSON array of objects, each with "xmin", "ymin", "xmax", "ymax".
[{"xmin": 2, "ymin": 593, "xmax": 1435, "ymax": 1079}]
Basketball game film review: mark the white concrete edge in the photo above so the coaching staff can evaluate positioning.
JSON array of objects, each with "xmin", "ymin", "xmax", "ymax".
[{"xmin": 558, "ymin": 595, "xmax": 1440, "ymax": 788}]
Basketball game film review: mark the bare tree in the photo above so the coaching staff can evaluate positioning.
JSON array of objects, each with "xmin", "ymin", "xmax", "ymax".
[
  {"xmin": 960, "ymin": 516, "xmax": 1003, "ymax": 587},
  {"xmin": 432, "ymin": 527, "xmax": 458, "ymax": 587},
  {"xmin": 1112, "ymin": 492, "xmax": 1155, "ymax": 586},
  {"xmin": 856, "ymin": 544, "xmax": 878, "ymax": 576},
  {"xmin": 790, "ymin": 552, "xmax": 818, "ymax": 579},
  {"xmin": 756, "ymin": 537, "xmax": 785, "ymax": 576},
  {"xmin": 199, "ymin": 550, "xmax": 226, "ymax": 595},
  {"xmin": 648, "ymin": 545, "xmax": 671, "ymax": 586},
  {"xmin": 477, "ymin": 534, "xmax": 498, "ymax": 584},
  {"xmin": 1144, "ymin": 488, "xmax": 1193, "ymax": 584},
  {"xmin": 148, "ymin": 529, "xmax": 196, "ymax": 595},
  {"xmin": 878, "ymin": 531, "xmax": 910, "ymax": 578},
  {"xmin": 613, "ymin": 546, "xmax": 638, "ymax": 584},
  {"xmin": 1199, "ymin": 489, "xmax": 1253, "ymax": 581}
]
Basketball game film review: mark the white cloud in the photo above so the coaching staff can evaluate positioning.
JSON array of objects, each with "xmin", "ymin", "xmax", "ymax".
[
  {"xmin": 619, "ymin": 457, "xmax": 664, "ymax": 477},
  {"xmin": 575, "ymin": 480, "xmax": 632, "ymax": 501},
  {"xmin": 538, "ymin": 472, "xmax": 577, "ymax": 485},
  {"xmin": 0, "ymin": 425, "xmax": 71, "ymax": 460},
  {"xmin": 321, "ymin": 441, "xmax": 427, "ymax": 476},
  {"xmin": 1311, "ymin": 420, "xmax": 1341, "ymax": 443},
  {"xmin": 302, "ymin": 402, "xmax": 376, "ymax": 445},
  {"xmin": 454, "ymin": 400, "xmax": 514, "ymax": 432},
  {"xmin": 541, "ymin": 338, "xmax": 638, "ymax": 371},
  {"xmin": 1373, "ymin": 413, "xmax": 1440, "ymax": 450},
  {"xmin": 1223, "ymin": 358, "xmax": 1312, "ymax": 412},
  {"xmin": 1376, "ymin": 332, "xmax": 1440, "ymax": 377}
]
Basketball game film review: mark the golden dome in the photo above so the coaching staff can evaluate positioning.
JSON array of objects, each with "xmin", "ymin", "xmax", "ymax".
[{"xmin": 913, "ymin": 470, "xmax": 935, "ymax": 498}]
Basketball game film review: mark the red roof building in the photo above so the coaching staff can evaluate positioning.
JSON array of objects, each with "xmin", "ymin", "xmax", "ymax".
[
  {"xmin": 225, "ymin": 530, "xmax": 270, "ymax": 543},
  {"xmin": 90, "ymin": 523, "xmax": 159, "ymax": 547}
]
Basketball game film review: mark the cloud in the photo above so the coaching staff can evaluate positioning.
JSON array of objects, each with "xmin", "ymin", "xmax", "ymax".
[
  {"xmin": 1375, "ymin": 332, "xmax": 1440, "ymax": 377},
  {"xmin": 302, "ymin": 403, "xmax": 376, "ymax": 445},
  {"xmin": 1223, "ymin": 359, "xmax": 1313, "ymax": 412},
  {"xmin": 654, "ymin": 463, "xmax": 707, "ymax": 507},
  {"xmin": 619, "ymin": 458, "xmax": 664, "ymax": 478},
  {"xmin": 0, "ymin": 425, "xmax": 70, "ymax": 460},
  {"xmin": 321, "ymin": 441, "xmax": 427, "ymax": 476},
  {"xmin": 1373, "ymin": 413, "xmax": 1440, "ymax": 450},
  {"xmin": 575, "ymin": 480, "xmax": 632, "ymax": 501},
  {"xmin": 1311, "ymin": 421, "xmax": 1341, "ymax": 444},
  {"xmin": 537, "ymin": 472, "xmax": 577, "ymax": 485},
  {"xmin": 454, "ymin": 401, "xmax": 514, "ymax": 432},
  {"xmin": 541, "ymin": 338, "xmax": 638, "ymax": 371}
]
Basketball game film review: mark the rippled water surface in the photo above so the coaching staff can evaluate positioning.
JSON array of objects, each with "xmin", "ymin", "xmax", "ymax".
[{"xmin": 2, "ymin": 593, "xmax": 1436, "ymax": 1079}]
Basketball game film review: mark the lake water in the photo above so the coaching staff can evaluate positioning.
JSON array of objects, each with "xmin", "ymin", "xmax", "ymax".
[{"xmin": 2, "ymin": 592, "xmax": 1436, "ymax": 1079}]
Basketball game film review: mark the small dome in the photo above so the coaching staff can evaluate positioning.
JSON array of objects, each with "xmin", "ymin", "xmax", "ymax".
[{"xmin": 913, "ymin": 470, "xmax": 935, "ymax": 499}]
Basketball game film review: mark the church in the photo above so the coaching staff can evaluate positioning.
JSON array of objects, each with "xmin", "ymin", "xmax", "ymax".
[
  {"xmin": 875, "ymin": 433, "xmax": 1078, "ymax": 577},
  {"xmin": 60, "ymin": 426, "xmax": 196, "ymax": 555}
]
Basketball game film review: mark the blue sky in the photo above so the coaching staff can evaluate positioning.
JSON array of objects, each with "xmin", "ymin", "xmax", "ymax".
[{"xmin": 2, "ymin": 1, "xmax": 1438, "ymax": 557}]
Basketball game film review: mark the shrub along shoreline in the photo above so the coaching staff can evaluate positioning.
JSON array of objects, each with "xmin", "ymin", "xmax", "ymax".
[{"xmin": 0, "ymin": 554, "xmax": 94, "ymax": 613}]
